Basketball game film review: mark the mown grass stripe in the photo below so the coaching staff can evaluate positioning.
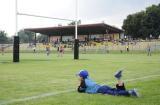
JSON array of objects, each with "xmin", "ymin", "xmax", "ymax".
[{"xmin": 0, "ymin": 74, "xmax": 160, "ymax": 105}]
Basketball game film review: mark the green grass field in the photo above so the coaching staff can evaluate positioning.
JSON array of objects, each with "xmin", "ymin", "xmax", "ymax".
[{"xmin": 0, "ymin": 53, "xmax": 160, "ymax": 105}]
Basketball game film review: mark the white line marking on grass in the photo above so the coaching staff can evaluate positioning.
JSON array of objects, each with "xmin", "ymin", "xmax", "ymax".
[
  {"xmin": 102, "ymin": 74, "xmax": 160, "ymax": 85},
  {"xmin": 0, "ymin": 74, "xmax": 160, "ymax": 105},
  {"xmin": 0, "ymin": 89, "xmax": 75, "ymax": 105},
  {"xmin": 124, "ymin": 74, "xmax": 160, "ymax": 82}
]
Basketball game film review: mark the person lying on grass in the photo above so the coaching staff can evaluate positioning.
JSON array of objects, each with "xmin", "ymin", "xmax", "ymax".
[{"xmin": 76, "ymin": 70, "xmax": 139, "ymax": 97}]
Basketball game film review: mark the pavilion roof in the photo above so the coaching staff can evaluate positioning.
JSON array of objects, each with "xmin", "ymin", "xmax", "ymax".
[{"xmin": 25, "ymin": 23, "xmax": 123, "ymax": 36}]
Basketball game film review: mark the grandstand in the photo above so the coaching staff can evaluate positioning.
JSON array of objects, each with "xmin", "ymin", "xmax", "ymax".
[{"xmin": 25, "ymin": 23, "xmax": 124, "ymax": 43}]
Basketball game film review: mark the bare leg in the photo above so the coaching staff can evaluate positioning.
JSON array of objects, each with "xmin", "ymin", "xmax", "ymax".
[
  {"xmin": 117, "ymin": 79, "xmax": 123, "ymax": 86},
  {"xmin": 116, "ymin": 79, "xmax": 126, "ymax": 90},
  {"xmin": 114, "ymin": 70, "xmax": 126, "ymax": 90}
]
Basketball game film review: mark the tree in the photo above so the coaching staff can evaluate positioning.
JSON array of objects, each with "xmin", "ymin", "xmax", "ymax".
[
  {"xmin": 144, "ymin": 4, "xmax": 160, "ymax": 38},
  {"xmin": 18, "ymin": 30, "xmax": 35, "ymax": 43},
  {"xmin": 68, "ymin": 20, "xmax": 81, "ymax": 25},
  {"xmin": 37, "ymin": 34, "xmax": 48, "ymax": 43},
  {"xmin": 123, "ymin": 11, "xmax": 145, "ymax": 39},
  {"xmin": 0, "ymin": 30, "xmax": 8, "ymax": 44},
  {"xmin": 122, "ymin": 4, "xmax": 160, "ymax": 39}
]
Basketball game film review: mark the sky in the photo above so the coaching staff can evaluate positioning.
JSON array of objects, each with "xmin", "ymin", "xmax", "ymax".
[{"xmin": 0, "ymin": 0, "xmax": 160, "ymax": 36}]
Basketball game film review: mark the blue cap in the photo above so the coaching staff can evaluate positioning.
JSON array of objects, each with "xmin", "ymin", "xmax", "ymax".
[{"xmin": 78, "ymin": 70, "xmax": 89, "ymax": 78}]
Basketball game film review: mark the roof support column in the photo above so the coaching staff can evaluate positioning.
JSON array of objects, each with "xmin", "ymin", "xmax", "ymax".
[
  {"xmin": 48, "ymin": 35, "xmax": 51, "ymax": 43},
  {"xmin": 34, "ymin": 33, "xmax": 37, "ymax": 47},
  {"xmin": 89, "ymin": 34, "xmax": 91, "ymax": 41},
  {"xmin": 60, "ymin": 35, "xmax": 62, "ymax": 42}
]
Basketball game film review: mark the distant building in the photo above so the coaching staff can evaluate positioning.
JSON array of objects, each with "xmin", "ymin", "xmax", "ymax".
[{"xmin": 25, "ymin": 23, "xmax": 124, "ymax": 42}]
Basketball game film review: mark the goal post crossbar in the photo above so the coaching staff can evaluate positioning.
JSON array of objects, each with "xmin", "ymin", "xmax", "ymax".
[{"xmin": 17, "ymin": 12, "xmax": 75, "ymax": 22}]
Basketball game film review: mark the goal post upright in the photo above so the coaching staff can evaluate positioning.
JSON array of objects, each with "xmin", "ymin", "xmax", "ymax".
[
  {"xmin": 13, "ymin": 0, "xmax": 20, "ymax": 62},
  {"xmin": 74, "ymin": 0, "xmax": 79, "ymax": 60},
  {"xmin": 15, "ymin": 0, "xmax": 18, "ymax": 36}
]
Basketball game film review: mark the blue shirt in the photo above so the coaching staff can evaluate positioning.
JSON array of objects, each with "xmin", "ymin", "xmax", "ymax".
[{"xmin": 85, "ymin": 78, "xmax": 101, "ymax": 94}]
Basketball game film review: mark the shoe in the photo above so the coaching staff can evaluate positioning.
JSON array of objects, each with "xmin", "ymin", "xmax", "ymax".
[
  {"xmin": 130, "ymin": 89, "xmax": 139, "ymax": 97},
  {"xmin": 114, "ymin": 70, "xmax": 122, "ymax": 79}
]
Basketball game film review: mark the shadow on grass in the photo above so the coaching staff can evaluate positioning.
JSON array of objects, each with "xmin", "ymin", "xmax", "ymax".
[
  {"xmin": 21, "ymin": 59, "xmax": 53, "ymax": 62},
  {"xmin": 75, "ymin": 59, "xmax": 89, "ymax": 61},
  {"xmin": 0, "ymin": 58, "xmax": 90, "ymax": 64},
  {"xmin": 0, "ymin": 59, "xmax": 53, "ymax": 64},
  {"xmin": 0, "ymin": 61, "xmax": 12, "ymax": 64}
]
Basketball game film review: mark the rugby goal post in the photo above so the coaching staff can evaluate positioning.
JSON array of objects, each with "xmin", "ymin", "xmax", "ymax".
[{"xmin": 13, "ymin": 0, "xmax": 79, "ymax": 62}]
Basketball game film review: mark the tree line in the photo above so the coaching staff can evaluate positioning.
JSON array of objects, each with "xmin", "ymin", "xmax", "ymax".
[
  {"xmin": 17, "ymin": 30, "xmax": 48, "ymax": 44},
  {"xmin": 0, "ymin": 31, "xmax": 13, "ymax": 44},
  {"xmin": 0, "ymin": 30, "xmax": 48, "ymax": 44},
  {"xmin": 122, "ymin": 4, "xmax": 160, "ymax": 39}
]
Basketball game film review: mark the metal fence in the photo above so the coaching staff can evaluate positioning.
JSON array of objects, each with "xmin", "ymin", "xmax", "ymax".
[{"xmin": 0, "ymin": 41, "xmax": 160, "ymax": 54}]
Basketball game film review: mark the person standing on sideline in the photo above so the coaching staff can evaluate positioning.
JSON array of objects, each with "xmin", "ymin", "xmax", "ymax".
[
  {"xmin": 46, "ymin": 43, "xmax": 50, "ymax": 56},
  {"xmin": 147, "ymin": 44, "xmax": 151, "ymax": 56},
  {"xmin": 33, "ymin": 45, "xmax": 36, "ymax": 53},
  {"xmin": 1, "ymin": 45, "xmax": 4, "ymax": 55},
  {"xmin": 58, "ymin": 45, "xmax": 64, "ymax": 57},
  {"xmin": 57, "ymin": 45, "xmax": 60, "ymax": 56},
  {"xmin": 126, "ymin": 45, "xmax": 129, "ymax": 52}
]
